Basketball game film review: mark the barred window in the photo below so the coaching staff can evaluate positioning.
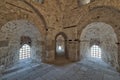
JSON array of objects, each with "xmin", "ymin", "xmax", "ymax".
[
  {"xmin": 19, "ymin": 44, "xmax": 31, "ymax": 60},
  {"xmin": 91, "ymin": 45, "xmax": 101, "ymax": 58}
]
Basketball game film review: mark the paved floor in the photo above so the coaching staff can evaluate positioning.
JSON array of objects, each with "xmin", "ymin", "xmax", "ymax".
[{"xmin": 1, "ymin": 58, "xmax": 120, "ymax": 80}]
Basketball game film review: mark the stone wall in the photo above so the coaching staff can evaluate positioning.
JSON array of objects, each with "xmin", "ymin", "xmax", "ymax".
[
  {"xmin": 80, "ymin": 22, "xmax": 118, "ymax": 69},
  {"xmin": 0, "ymin": 20, "xmax": 43, "ymax": 68}
]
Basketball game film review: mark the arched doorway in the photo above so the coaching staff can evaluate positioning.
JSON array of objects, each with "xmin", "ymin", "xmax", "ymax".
[
  {"xmin": 56, "ymin": 35, "xmax": 65, "ymax": 56},
  {"xmin": 80, "ymin": 22, "xmax": 118, "ymax": 69},
  {"xmin": 55, "ymin": 32, "xmax": 68, "ymax": 59}
]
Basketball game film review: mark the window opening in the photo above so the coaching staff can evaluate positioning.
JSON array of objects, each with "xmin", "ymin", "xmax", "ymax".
[
  {"xmin": 19, "ymin": 44, "xmax": 31, "ymax": 60},
  {"xmin": 91, "ymin": 45, "xmax": 101, "ymax": 58}
]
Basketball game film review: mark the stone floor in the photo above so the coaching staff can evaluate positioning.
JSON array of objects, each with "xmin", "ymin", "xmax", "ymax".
[{"xmin": 1, "ymin": 58, "xmax": 120, "ymax": 80}]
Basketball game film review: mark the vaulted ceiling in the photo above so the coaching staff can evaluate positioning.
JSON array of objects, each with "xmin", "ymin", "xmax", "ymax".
[{"xmin": 0, "ymin": 0, "xmax": 120, "ymax": 35}]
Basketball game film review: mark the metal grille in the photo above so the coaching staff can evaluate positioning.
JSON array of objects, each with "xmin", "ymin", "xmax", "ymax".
[
  {"xmin": 91, "ymin": 45, "xmax": 101, "ymax": 58},
  {"xmin": 19, "ymin": 44, "xmax": 31, "ymax": 60}
]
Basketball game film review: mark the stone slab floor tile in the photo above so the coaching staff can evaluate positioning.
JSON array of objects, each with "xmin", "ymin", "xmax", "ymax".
[
  {"xmin": 2, "ymin": 60, "xmax": 120, "ymax": 80},
  {"xmin": 34, "ymin": 77, "xmax": 44, "ymax": 80},
  {"xmin": 103, "ymin": 74, "xmax": 120, "ymax": 80}
]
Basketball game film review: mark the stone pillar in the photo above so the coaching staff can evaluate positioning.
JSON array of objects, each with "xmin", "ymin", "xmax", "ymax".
[
  {"xmin": 117, "ymin": 44, "xmax": 120, "ymax": 72},
  {"xmin": 45, "ymin": 40, "xmax": 55, "ymax": 62},
  {"xmin": 40, "ymin": 41, "xmax": 46, "ymax": 62},
  {"xmin": 0, "ymin": 65, "xmax": 5, "ymax": 80},
  {"xmin": 67, "ymin": 40, "xmax": 79, "ymax": 61}
]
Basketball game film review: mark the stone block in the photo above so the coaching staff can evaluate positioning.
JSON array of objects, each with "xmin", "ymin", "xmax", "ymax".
[{"xmin": 0, "ymin": 40, "xmax": 9, "ymax": 47}]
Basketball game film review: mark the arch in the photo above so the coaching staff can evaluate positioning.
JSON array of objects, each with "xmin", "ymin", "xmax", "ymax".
[
  {"xmin": 4, "ymin": 1, "xmax": 47, "ymax": 34},
  {"xmin": 77, "ymin": 7, "xmax": 120, "ymax": 70},
  {"xmin": 55, "ymin": 32, "xmax": 67, "ymax": 40},
  {"xmin": 56, "ymin": 35, "xmax": 65, "ymax": 56},
  {"xmin": 0, "ymin": 20, "xmax": 43, "ymax": 68},
  {"xmin": 80, "ymin": 22, "xmax": 118, "ymax": 69},
  {"xmin": 77, "ymin": 6, "xmax": 120, "ymax": 38},
  {"xmin": 89, "ymin": 6, "xmax": 120, "ymax": 13},
  {"xmin": 20, "ymin": 0, "xmax": 48, "ymax": 31},
  {"xmin": 55, "ymin": 32, "xmax": 68, "ymax": 59}
]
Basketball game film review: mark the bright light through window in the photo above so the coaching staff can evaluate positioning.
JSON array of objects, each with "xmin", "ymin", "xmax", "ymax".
[
  {"xmin": 58, "ymin": 46, "xmax": 62, "ymax": 50},
  {"xmin": 91, "ymin": 45, "xmax": 101, "ymax": 58},
  {"xmin": 19, "ymin": 44, "xmax": 31, "ymax": 60}
]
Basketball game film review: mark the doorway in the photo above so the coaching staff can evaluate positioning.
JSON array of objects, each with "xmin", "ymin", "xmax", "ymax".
[{"xmin": 55, "ymin": 32, "xmax": 68, "ymax": 59}]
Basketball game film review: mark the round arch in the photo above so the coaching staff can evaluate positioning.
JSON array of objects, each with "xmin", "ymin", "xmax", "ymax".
[
  {"xmin": 80, "ymin": 22, "xmax": 118, "ymax": 69},
  {"xmin": 55, "ymin": 32, "xmax": 68, "ymax": 59},
  {"xmin": 0, "ymin": 20, "xmax": 44, "ymax": 68},
  {"xmin": 76, "ymin": 7, "xmax": 120, "ymax": 70},
  {"xmin": 77, "ymin": 6, "xmax": 120, "ymax": 38},
  {"xmin": 20, "ymin": 0, "xmax": 48, "ymax": 30}
]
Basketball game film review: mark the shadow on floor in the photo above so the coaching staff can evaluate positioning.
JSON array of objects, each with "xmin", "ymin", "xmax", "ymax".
[{"xmin": 46, "ymin": 56, "xmax": 74, "ymax": 66}]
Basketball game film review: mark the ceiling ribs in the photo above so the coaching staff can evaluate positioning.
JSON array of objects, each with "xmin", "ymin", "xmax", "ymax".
[
  {"xmin": 63, "ymin": 25, "xmax": 77, "ymax": 29},
  {"xmin": 19, "ymin": 0, "xmax": 48, "ymax": 31},
  {"xmin": 6, "ymin": 2, "xmax": 33, "ymax": 13}
]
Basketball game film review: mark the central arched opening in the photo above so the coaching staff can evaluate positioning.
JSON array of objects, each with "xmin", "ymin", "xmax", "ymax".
[
  {"xmin": 55, "ymin": 32, "xmax": 68, "ymax": 60},
  {"xmin": 80, "ymin": 22, "xmax": 118, "ymax": 69},
  {"xmin": 56, "ymin": 35, "xmax": 65, "ymax": 57},
  {"xmin": 54, "ymin": 32, "xmax": 69, "ymax": 65}
]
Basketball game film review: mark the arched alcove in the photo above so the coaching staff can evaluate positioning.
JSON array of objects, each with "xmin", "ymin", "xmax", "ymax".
[
  {"xmin": 80, "ymin": 22, "xmax": 118, "ymax": 69},
  {"xmin": 55, "ymin": 32, "xmax": 68, "ymax": 59},
  {"xmin": 0, "ymin": 20, "xmax": 43, "ymax": 68}
]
